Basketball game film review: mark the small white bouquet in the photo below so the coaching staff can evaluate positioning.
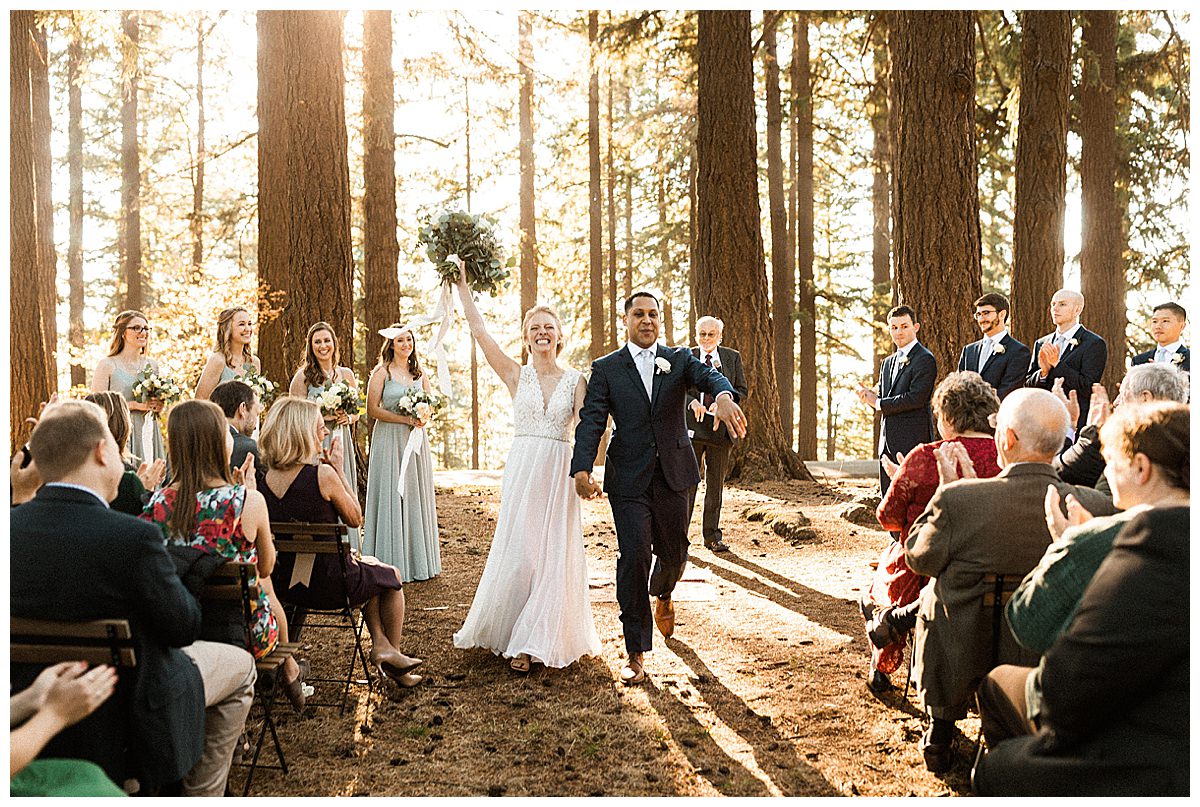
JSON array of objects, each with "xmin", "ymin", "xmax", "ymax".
[
  {"xmin": 391, "ymin": 389, "xmax": 446, "ymax": 424},
  {"xmin": 240, "ymin": 366, "xmax": 277, "ymax": 406},
  {"xmin": 132, "ymin": 368, "xmax": 183, "ymax": 405},
  {"xmin": 317, "ymin": 379, "xmax": 363, "ymax": 417}
]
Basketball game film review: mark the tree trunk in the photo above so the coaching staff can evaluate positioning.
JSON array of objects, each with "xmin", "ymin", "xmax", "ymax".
[
  {"xmin": 623, "ymin": 72, "xmax": 634, "ymax": 304},
  {"xmin": 257, "ymin": 11, "xmax": 354, "ymax": 384},
  {"xmin": 793, "ymin": 14, "xmax": 817, "ymax": 461},
  {"xmin": 465, "ymin": 79, "xmax": 479, "ymax": 469},
  {"xmin": 657, "ymin": 143, "xmax": 672, "ymax": 344},
  {"xmin": 695, "ymin": 11, "xmax": 810, "ymax": 483},
  {"xmin": 606, "ymin": 69, "xmax": 618, "ymax": 352},
  {"xmin": 764, "ymin": 14, "xmax": 793, "ymax": 449},
  {"xmin": 888, "ymin": 11, "xmax": 981, "ymax": 380},
  {"xmin": 587, "ymin": 12, "xmax": 604, "ymax": 359},
  {"xmin": 869, "ymin": 17, "xmax": 891, "ymax": 453},
  {"xmin": 687, "ymin": 145, "xmax": 697, "ymax": 333},
  {"xmin": 191, "ymin": 14, "xmax": 207, "ymax": 274},
  {"xmin": 68, "ymin": 17, "xmax": 85, "ymax": 387},
  {"xmin": 1012, "ymin": 11, "xmax": 1071, "ymax": 349},
  {"xmin": 518, "ymin": 11, "xmax": 538, "ymax": 322},
  {"xmin": 31, "ymin": 21, "xmax": 57, "ymax": 392},
  {"xmin": 120, "ymin": 12, "xmax": 142, "ymax": 311},
  {"xmin": 1078, "ymin": 11, "xmax": 1121, "ymax": 389},
  {"xmin": 363, "ymin": 10, "xmax": 401, "ymax": 367},
  {"xmin": 11, "ymin": 9, "xmax": 51, "ymax": 448}
]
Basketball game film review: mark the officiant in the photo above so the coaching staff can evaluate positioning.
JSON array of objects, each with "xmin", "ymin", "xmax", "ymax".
[{"xmin": 685, "ymin": 316, "xmax": 748, "ymax": 553}]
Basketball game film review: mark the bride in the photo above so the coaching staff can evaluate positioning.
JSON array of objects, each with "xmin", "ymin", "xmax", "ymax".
[{"xmin": 451, "ymin": 270, "xmax": 602, "ymax": 673}]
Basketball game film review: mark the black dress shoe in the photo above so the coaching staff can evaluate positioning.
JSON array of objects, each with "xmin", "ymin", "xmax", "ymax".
[
  {"xmin": 920, "ymin": 723, "xmax": 954, "ymax": 773},
  {"xmin": 705, "ymin": 540, "xmax": 730, "ymax": 553},
  {"xmin": 867, "ymin": 668, "xmax": 892, "ymax": 693}
]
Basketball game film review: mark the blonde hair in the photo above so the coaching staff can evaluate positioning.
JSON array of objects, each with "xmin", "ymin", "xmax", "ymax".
[
  {"xmin": 214, "ymin": 306, "xmax": 254, "ymax": 368},
  {"xmin": 259, "ymin": 396, "xmax": 322, "ymax": 470},
  {"xmin": 522, "ymin": 304, "xmax": 565, "ymax": 355}
]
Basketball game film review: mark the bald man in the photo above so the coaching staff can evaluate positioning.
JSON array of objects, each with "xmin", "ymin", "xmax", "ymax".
[
  {"xmin": 902, "ymin": 389, "xmax": 1116, "ymax": 773},
  {"xmin": 1025, "ymin": 289, "xmax": 1108, "ymax": 430}
]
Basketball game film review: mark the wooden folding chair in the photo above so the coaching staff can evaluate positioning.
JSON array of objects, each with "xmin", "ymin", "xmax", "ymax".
[
  {"xmin": 270, "ymin": 521, "xmax": 373, "ymax": 713},
  {"xmin": 11, "ymin": 617, "xmax": 137, "ymax": 668}
]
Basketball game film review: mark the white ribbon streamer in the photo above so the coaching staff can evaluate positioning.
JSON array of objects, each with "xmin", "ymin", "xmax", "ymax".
[
  {"xmin": 140, "ymin": 411, "xmax": 156, "ymax": 463},
  {"xmin": 397, "ymin": 426, "xmax": 426, "ymax": 499},
  {"xmin": 288, "ymin": 551, "xmax": 316, "ymax": 590}
]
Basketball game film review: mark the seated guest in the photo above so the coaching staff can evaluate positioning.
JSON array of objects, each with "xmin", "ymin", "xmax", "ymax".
[
  {"xmin": 976, "ymin": 401, "xmax": 1188, "ymax": 752},
  {"xmin": 1131, "ymin": 301, "xmax": 1189, "ymax": 371},
  {"xmin": 10, "ymin": 661, "xmax": 125, "ymax": 796},
  {"xmin": 1054, "ymin": 363, "xmax": 1188, "ymax": 488},
  {"xmin": 11, "ymin": 400, "xmax": 255, "ymax": 796},
  {"xmin": 83, "ymin": 391, "xmax": 165, "ymax": 515},
  {"xmin": 140, "ymin": 400, "xmax": 307, "ymax": 711},
  {"xmin": 862, "ymin": 371, "xmax": 1002, "ymax": 693},
  {"xmin": 904, "ymin": 389, "xmax": 1115, "ymax": 772},
  {"xmin": 958, "ymin": 293, "xmax": 1031, "ymax": 399},
  {"xmin": 973, "ymin": 506, "xmax": 1189, "ymax": 795},
  {"xmin": 210, "ymin": 380, "xmax": 262, "ymax": 470},
  {"xmin": 257, "ymin": 396, "xmax": 424, "ymax": 687}
]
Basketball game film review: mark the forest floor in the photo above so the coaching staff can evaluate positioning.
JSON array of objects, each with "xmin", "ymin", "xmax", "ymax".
[{"xmin": 230, "ymin": 471, "xmax": 979, "ymax": 797}]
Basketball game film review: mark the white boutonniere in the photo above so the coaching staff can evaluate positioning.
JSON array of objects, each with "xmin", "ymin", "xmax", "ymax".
[
  {"xmin": 654, "ymin": 357, "xmax": 671, "ymax": 375},
  {"xmin": 1068, "ymin": 338, "xmax": 1079, "ymax": 348},
  {"xmin": 992, "ymin": 343, "xmax": 1006, "ymax": 355},
  {"xmin": 1172, "ymin": 352, "xmax": 1185, "ymax": 365},
  {"xmin": 896, "ymin": 354, "xmax": 909, "ymax": 368}
]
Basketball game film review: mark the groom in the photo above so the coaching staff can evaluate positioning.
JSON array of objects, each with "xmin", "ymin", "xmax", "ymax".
[{"xmin": 571, "ymin": 291, "xmax": 748, "ymax": 685}]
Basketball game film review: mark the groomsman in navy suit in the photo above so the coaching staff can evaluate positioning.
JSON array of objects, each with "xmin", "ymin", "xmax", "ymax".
[
  {"xmin": 1131, "ymin": 302, "xmax": 1189, "ymax": 372},
  {"xmin": 1025, "ymin": 289, "xmax": 1108, "ymax": 431},
  {"xmin": 958, "ymin": 293, "xmax": 1031, "ymax": 400},
  {"xmin": 856, "ymin": 305, "xmax": 937, "ymax": 498}
]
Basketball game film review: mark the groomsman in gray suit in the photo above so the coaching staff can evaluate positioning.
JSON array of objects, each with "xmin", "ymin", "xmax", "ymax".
[{"xmin": 685, "ymin": 316, "xmax": 748, "ymax": 553}]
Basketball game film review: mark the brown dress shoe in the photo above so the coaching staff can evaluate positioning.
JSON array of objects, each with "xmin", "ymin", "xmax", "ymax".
[
  {"xmin": 654, "ymin": 597, "xmax": 675, "ymax": 638},
  {"xmin": 619, "ymin": 653, "xmax": 645, "ymax": 685}
]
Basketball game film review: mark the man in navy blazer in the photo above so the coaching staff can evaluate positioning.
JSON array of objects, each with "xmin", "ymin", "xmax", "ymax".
[
  {"xmin": 1131, "ymin": 301, "xmax": 1189, "ymax": 372},
  {"xmin": 1025, "ymin": 289, "xmax": 1108, "ymax": 431},
  {"xmin": 571, "ymin": 292, "xmax": 747, "ymax": 686},
  {"xmin": 958, "ymin": 293, "xmax": 1031, "ymax": 400},
  {"xmin": 857, "ymin": 305, "xmax": 937, "ymax": 498}
]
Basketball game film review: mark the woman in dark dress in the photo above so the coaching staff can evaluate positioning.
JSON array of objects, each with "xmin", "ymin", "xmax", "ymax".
[
  {"xmin": 83, "ymin": 391, "xmax": 165, "ymax": 515},
  {"xmin": 256, "ymin": 396, "xmax": 424, "ymax": 688}
]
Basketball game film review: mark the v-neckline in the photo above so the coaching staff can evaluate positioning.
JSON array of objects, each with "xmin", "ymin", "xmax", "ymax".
[
  {"xmin": 529, "ymin": 365, "xmax": 568, "ymax": 415},
  {"xmin": 264, "ymin": 466, "xmax": 308, "ymax": 502}
]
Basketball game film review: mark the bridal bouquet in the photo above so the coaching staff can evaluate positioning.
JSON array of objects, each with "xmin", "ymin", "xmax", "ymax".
[
  {"xmin": 132, "ymin": 368, "xmax": 184, "ymax": 405},
  {"xmin": 391, "ymin": 389, "xmax": 446, "ymax": 424},
  {"xmin": 240, "ymin": 366, "xmax": 277, "ymax": 406},
  {"xmin": 316, "ymin": 379, "xmax": 363, "ymax": 417},
  {"xmin": 416, "ymin": 209, "xmax": 514, "ymax": 296}
]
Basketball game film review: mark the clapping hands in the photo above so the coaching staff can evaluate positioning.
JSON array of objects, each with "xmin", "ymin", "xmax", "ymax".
[
  {"xmin": 933, "ymin": 441, "xmax": 976, "ymax": 486},
  {"xmin": 231, "ymin": 453, "xmax": 256, "ymax": 491},
  {"xmin": 855, "ymin": 382, "xmax": 879, "ymax": 408},
  {"xmin": 1038, "ymin": 341, "xmax": 1061, "ymax": 375},
  {"xmin": 136, "ymin": 458, "xmax": 167, "ymax": 491},
  {"xmin": 1044, "ymin": 485, "xmax": 1095, "ymax": 541},
  {"xmin": 1087, "ymin": 383, "xmax": 1112, "ymax": 427},
  {"xmin": 1050, "ymin": 378, "xmax": 1080, "ymax": 426},
  {"xmin": 880, "ymin": 450, "xmax": 905, "ymax": 480}
]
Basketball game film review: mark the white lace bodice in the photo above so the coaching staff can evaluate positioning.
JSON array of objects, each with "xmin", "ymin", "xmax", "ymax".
[{"xmin": 513, "ymin": 364, "xmax": 579, "ymax": 442}]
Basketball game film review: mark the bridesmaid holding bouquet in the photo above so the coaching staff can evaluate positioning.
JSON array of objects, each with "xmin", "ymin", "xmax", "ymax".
[{"xmin": 91, "ymin": 310, "xmax": 167, "ymax": 466}]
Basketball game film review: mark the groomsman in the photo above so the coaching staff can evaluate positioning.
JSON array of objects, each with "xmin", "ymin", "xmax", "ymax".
[
  {"xmin": 1131, "ymin": 302, "xmax": 1189, "ymax": 372},
  {"xmin": 856, "ymin": 305, "xmax": 937, "ymax": 498},
  {"xmin": 685, "ymin": 316, "xmax": 748, "ymax": 553},
  {"xmin": 1025, "ymin": 289, "xmax": 1108, "ymax": 431},
  {"xmin": 957, "ymin": 293, "xmax": 1031, "ymax": 400}
]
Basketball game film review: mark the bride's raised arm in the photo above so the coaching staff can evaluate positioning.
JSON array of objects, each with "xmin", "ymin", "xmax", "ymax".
[{"xmin": 455, "ymin": 270, "xmax": 521, "ymax": 393}]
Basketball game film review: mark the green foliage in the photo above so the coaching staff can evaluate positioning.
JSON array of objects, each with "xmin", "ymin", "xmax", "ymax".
[{"xmin": 417, "ymin": 210, "xmax": 514, "ymax": 295}]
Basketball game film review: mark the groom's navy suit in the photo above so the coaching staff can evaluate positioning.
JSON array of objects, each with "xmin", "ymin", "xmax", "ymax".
[{"xmin": 571, "ymin": 342, "xmax": 736, "ymax": 656}]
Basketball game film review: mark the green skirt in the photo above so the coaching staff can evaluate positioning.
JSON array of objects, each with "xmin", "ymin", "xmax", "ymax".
[{"xmin": 10, "ymin": 759, "xmax": 126, "ymax": 797}]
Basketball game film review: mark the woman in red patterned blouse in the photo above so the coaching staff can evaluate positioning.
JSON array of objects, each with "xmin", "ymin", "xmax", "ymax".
[{"xmin": 861, "ymin": 372, "xmax": 1002, "ymax": 692}]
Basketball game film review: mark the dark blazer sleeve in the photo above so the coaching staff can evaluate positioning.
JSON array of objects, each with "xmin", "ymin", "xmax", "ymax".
[
  {"xmin": 132, "ymin": 524, "xmax": 202, "ymax": 647},
  {"xmin": 1025, "ymin": 337, "xmax": 1047, "ymax": 388},
  {"xmin": 879, "ymin": 350, "xmax": 936, "ymax": 416},
  {"xmin": 1130, "ymin": 349, "xmax": 1152, "ymax": 367},
  {"xmin": 569, "ymin": 360, "xmax": 611, "ymax": 477},
  {"xmin": 683, "ymin": 350, "xmax": 735, "ymax": 401},
  {"xmin": 957, "ymin": 346, "xmax": 970, "ymax": 373},
  {"xmin": 1033, "ymin": 508, "xmax": 1187, "ymax": 752},
  {"xmin": 1052, "ymin": 424, "xmax": 1105, "ymax": 487},
  {"xmin": 997, "ymin": 340, "xmax": 1032, "ymax": 399}
]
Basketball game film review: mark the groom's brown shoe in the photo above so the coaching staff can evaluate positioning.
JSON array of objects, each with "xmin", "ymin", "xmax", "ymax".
[
  {"xmin": 619, "ymin": 653, "xmax": 645, "ymax": 685},
  {"xmin": 654, "ymin": 597, "xmax": 675, "ymax": 638}
]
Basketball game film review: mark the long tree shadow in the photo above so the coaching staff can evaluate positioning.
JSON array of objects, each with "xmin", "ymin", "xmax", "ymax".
[
  {"xmin": 658, "ymin": 637, "xmax": 840, "ymax": 796},
  {"xmin": 688, "ymin": 551, "xmax": 866, "ymax": 639}
]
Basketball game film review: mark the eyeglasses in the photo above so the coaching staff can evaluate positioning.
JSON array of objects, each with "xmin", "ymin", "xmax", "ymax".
[
  {"xmin": 126, "ymin": 325, "xmax": 153, "ymax": 333},
  {"xmin": 973, "ymin": 310, "xmax": 998, "ymax": 319}
]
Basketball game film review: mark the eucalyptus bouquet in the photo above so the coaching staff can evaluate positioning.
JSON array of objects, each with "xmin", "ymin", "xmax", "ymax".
[
  {"xmin": 132, "ymin": 368, "xmax": 184, "ymax": 405},
  {"xmin": 416, "ymin": 210, "xmax": 514, "ymax": 295},
  {"xmin": 316, "ymin": 379, "xmax": 363, "ymax": 417}
]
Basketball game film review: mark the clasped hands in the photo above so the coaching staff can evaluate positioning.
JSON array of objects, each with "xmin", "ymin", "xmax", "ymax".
[
  {"xmin": 1037, "ymin": 342, "xmax": 1061, "ymax": 376},
  {"xmin": 855, "ymin": 382, "xmax": 879, "ymax": 409}
]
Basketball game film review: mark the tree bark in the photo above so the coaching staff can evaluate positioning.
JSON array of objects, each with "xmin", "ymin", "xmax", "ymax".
[
  {"xmin": 257, "ymin": 11, "xmax": 354, "ymax": 384},
  {"xmin": 11, "ymin": 10, "xmax": 51, "ymax": 448},
  {"xmin": 869, "ymin": 17, "xmax": 891, "ymax": 453},
  {"xmin": 120, "ymin": 12, "xmax": 142, "ymax": 311},
  {"xmin": 764, "ymin": 14, "xmax": 794, "ymax": 449},
  {"xmin": 606, "ymin": 68, "xmax": 618, "ymax": 352},
  {"xmin": 465, "ymin": 78, "xmax": 479, "ymax": 469},
  {"xmin": 587, "ymin": 12, "xmax": 604, "ymax": 359},
  {"xmin": 793, "ymin": 14, "xmax": 817, "ymax": 461},
  {"xmin": 31, "ymin": 21, "xmax": 57, "ymax": 392},
  {"xmin": 695, "ymin": 11, "xmax": 810, "ymax": 482},
  {"xmin": 363, "ymin": 10, "xmax": 401, "ymax": 367},
  {"xmin": 518, "ymin": 11, "xmax": 538, "ymax": 323},
  {"xmin": 191, "ymin": 14, "xmax": 207, "ymax": 274},
  {"xmin": 1078, "ymin": 11, "xmax": 1121, "ymax": 389},
  {"xmin": 68, "ymin": 16, "xmax": 85, "ymax": 387},
  {"xmin": 1012, "ymin": 11, "xmax": 1071, "ymax": 350},
  {"xmin": 657, "ymin": 142, "xmax": 672, "ymax": 345},
  {"xmin": 888, "ymin": 11, "xmax": 982, "ymax": 381}
]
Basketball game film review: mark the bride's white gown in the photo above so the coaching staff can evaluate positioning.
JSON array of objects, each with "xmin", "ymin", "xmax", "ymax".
[{"xmin": 453, "ymin": 363, "xmax": 602, "ymax": 667}]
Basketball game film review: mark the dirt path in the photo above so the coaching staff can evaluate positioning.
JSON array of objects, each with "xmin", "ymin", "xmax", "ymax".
[{"xmin": 233, "ymin": 477, "xmax": 976, "ymax": 797}]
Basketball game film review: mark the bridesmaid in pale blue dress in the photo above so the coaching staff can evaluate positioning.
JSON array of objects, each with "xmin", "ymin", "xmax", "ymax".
[
  {"xmin": 91, "ymin": 310, "xmax": 166, "ymax": 466},
  {"xmin": 195, "ymin": 306, "xmax": 262, "ymax": 400},
  {"xmin": 363, "ymin": 326, "xmax": 440, "ymax": 583},
  {"xmin": 289, "ymin": 321, "xmax": 361, "ymax": 545}
]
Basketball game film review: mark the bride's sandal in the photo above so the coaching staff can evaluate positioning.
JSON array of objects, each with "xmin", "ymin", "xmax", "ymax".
[{"xmin": 509, "ymin": 654, "xmax": 532, "ymax": 674}]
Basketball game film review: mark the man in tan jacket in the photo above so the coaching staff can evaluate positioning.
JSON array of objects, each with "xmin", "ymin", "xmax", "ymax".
[{"xmin": 904, "ymin": 388, "xmax": 1115, "ymax": 773}]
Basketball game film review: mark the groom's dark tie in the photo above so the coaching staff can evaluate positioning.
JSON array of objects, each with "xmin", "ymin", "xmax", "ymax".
[{"xmin": 701, "ymin": 354, "xmax": 715, "ymax": 408}]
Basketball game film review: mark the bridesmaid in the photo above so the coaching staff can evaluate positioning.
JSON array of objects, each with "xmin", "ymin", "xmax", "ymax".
[
  {"xmin": 91, "ymin": 310, "xmax": 166, "ymax": 466},
  {"xmin": 362, "ymin": 326, "xmax": 440, "ymax": 583},
  {"xmin": 289, "ymin": 321, "xmax": 361, "ymax": 544},
  {"xmin": 195, "ymin": 306, "xmax": 261, "ymax": 400}
]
